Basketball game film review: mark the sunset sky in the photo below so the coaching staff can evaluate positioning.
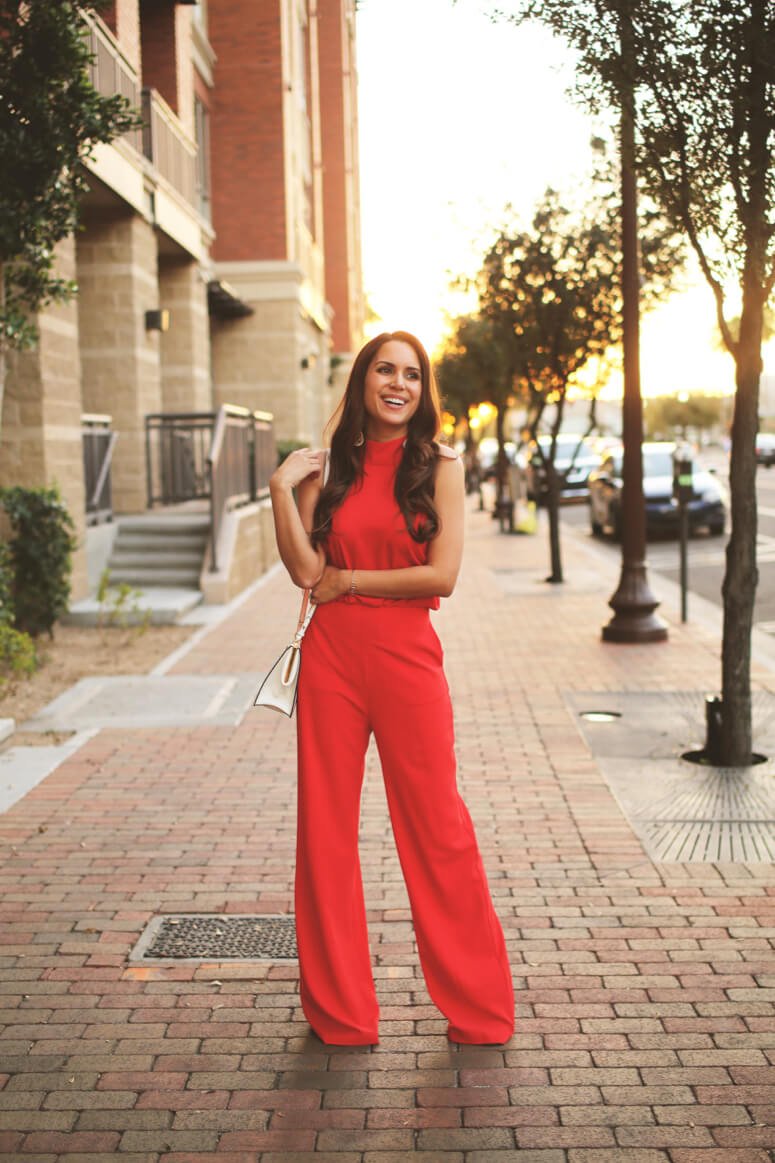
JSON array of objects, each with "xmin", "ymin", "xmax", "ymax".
[{"xmin": 355, "ymin": 0, "xmax": 742, "ymax": 399}]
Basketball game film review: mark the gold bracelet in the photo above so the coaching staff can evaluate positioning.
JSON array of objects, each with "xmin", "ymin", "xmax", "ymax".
[{"xmin": 349, "ymin": 569, "xmax": 357, "ymax": 596}]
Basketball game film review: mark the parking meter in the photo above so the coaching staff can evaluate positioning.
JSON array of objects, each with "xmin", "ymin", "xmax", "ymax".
[
  {"xmin": 673, "ymin": 454, "xmax": 693, "ymax": 503},
  {"xmin": 673, "ymin": 450, "xmax": 693, "ymax": 622}
]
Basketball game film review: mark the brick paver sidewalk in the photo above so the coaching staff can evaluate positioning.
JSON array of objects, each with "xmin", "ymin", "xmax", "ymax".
[{"xmin": 1, "ymin": 501, "xmax": 774, "ymax": 1162}]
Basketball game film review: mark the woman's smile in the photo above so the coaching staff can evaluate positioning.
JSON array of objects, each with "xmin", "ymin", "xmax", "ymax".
[{"xmin": 363, "ymin": 339, "xmax": 422, "ymax": 439}]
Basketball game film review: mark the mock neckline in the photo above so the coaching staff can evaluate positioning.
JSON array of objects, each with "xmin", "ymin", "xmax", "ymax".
[{"xmin": 364, "ymin": 433, "xmax": 406, "ymax": 463}]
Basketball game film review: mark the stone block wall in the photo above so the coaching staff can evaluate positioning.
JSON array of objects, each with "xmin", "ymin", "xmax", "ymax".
[
  {"xmin": 158, "ymin": 258, "xmax": 211, "ymax": 414},
  {"xmin": 211, "ymin": 263, "xmax": 329, "ymax": 445},
  {"xmin": 76, "ymin": 212, "xmax": 162, "ymax": 514},
  {"xmin": 0, "ymin": 237, "xmax": 88, "ymax": 600},
  {"xmin": 201, "ymin": 498, "xmax": 279, "ymax": 605}
]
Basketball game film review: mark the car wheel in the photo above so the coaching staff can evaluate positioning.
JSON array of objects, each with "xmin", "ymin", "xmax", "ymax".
[{"xmin": 709, "ymin": 521, "xmax": 725, "ymax": 537}]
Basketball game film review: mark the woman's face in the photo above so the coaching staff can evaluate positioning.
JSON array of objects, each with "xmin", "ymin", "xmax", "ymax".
[{"xmin": 362, "ymin": 339, "xmax": 423, "ymax": 441}]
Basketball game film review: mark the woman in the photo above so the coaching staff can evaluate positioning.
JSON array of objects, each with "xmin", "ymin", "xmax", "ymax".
[{"xmin": 269, "ymin": 331, "xmax": 514, "ymax": 1047}]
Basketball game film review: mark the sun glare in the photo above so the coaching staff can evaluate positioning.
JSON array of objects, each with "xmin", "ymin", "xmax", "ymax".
[{"xmin": 356, "ymin": 0, "xmax": 766, "ymax": 403}]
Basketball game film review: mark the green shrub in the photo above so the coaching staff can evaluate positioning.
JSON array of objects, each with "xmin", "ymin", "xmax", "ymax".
[
  {"xmin": 0, "ymin": 485, "xmax": 77, "ymax": 638},
  {"xmin": 0, "ymin": 542, "xmax": 13, "ymax": 627},
  {"xmin": 96, "ymin": 568, "xmax": 150, "ymax": 634},
  {"xmin": 0, "ymin": 623, "xmax": 38, "ymax": 686},
  {"xmin": 276, "ymin": 439, "xmax": 307, "ymax": 466}
]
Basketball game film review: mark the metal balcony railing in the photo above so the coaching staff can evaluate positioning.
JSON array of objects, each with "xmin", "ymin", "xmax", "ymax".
[
  {"xmin": 142, "ymin": 88, "xmax": 198, "ymax": 209},
  {"xmin": 82, "ymin": 11, "xmax": 143, "ymax": 154},
  {"xmin": 82, "ymin": 414, "xmax": 118, "ymax": 525}
]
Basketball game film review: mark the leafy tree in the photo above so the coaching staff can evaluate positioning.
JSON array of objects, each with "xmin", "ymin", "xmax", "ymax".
[
  {"xmin": 643, "ymin": 393, "xmax": 725, "ymax": 440},
  {"xmin": 436, "ymin": 313, "xmax": 516, "ymax": 505},
  {"xmin": 0, "ymin": 1, "xmax": 139, "ymax": 409},
  {"xmin": 491, "ymin": 0, "xmax": 775, "ymax": 764},
  {"xmin": 477, "ymin": 184, "xmax": 678, "ymax": 582}
]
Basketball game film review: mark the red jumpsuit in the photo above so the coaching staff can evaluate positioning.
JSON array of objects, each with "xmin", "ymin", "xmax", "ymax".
[{"xmin": 295, "ymin": 434, "xmax": 514, "ymax": 1045}]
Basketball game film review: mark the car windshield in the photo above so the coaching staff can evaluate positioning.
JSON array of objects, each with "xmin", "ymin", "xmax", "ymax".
[
  {"xmin": 537, "ymin": 437, "xmax": 595, "ymax": 463},
  {"xmin": 643, "ymin": 450, "xmax": 677, "ymax": 478}
]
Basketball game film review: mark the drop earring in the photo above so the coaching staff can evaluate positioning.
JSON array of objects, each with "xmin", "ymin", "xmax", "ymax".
[{"xmin": 354, "ymin": 431, "xmax": 364, "ymax": 447}]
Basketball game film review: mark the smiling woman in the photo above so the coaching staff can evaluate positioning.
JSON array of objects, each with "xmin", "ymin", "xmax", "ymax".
[
  {"xmin": 362, "ymin": 340, "xmax": 423, "ymax": 441},
  {"xmin": 267, "ymin": 330, "xmax": 516, "ymax": 1048}
]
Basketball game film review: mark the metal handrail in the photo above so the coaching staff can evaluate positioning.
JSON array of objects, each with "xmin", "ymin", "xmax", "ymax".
[
  {"xmin": 82, "ymin": 414, "xmax": 117, "ymax": 525},
  {"xmin": 145, "ymin": 412, "xmax": 216, "ymax": 507},
  {"xmin": 207, "ymin": 405, "xmax": 270, "ymax": 572},
  {"xmin": 145, "ymin": 408, "xmax": 275, "ymax": 573}
]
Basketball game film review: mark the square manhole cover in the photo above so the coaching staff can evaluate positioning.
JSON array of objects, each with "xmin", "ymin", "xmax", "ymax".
[{"xmin": 130, "ymin": 914, "xmax": 298, "ymax": 963}]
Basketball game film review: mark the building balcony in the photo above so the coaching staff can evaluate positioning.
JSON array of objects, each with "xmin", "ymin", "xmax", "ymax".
[
  {"xmin": 142, "ymin": 88, "xmax": 198, "ymax": 212},
  {"xmin": 82, "ymin": 9, "xmax": 143, "ymax": 155},
  {"xmin": 80, "ymin": 11, "xmax": 208, "ymax": 259}
]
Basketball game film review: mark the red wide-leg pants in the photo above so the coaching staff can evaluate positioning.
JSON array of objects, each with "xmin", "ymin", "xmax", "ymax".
[{"xmin": 295, "ymin": 603, "xmax": 514, "ymax": 1045}]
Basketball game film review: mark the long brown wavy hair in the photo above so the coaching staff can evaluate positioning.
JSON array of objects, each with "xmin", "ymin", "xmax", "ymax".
[{"xmin": 311, "ymin": 331, "xmax": 444, "ymax": 547}]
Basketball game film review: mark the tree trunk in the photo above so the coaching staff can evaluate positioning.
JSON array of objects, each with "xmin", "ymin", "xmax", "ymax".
[
  {"xmin": 546, "ymin": 463, "xmax": 563, "ymax": 583},
  {"xmin": 495, "ymin": 403, "xmax": 508, "ymax": 511},
  {"xmin": 546, "ymin": 404, "xmax": 564, "ymax": 584},
  {"xmin": 718, "ymin": 0, "xmax": 767, "ymax": 766},
  {"xmin": 720, "ymin": 283, "xmax": 763, "ymax": 766},
  {"xmin": 0, "ymin": 265, "xmax": 5, "ymax": 440}
]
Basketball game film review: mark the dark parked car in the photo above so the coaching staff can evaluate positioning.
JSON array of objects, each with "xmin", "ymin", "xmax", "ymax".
[
  {"xmin": 525, "ymin": 434, "xmax": 600, "ymax": 503},
  {"xmin": 756, "ymin": 433, "xmax": 775, "ymax": 467},
  {"xmin": 588, "ymin": 441, "xmax": 727, "ymax": 539}
]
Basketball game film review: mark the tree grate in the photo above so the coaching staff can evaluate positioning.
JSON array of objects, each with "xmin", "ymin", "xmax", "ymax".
[{"xmin": 130, "ymin": 914, "xmax": 298, "ymax": 963}]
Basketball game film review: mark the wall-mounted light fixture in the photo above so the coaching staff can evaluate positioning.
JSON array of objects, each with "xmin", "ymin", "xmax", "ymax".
[{"xmin": 145, "ymin": 309, "xmax": 170, "ymax": 332}]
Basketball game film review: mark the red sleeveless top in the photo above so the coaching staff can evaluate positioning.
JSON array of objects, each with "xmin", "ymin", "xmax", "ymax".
[{"xmin": 324, "ymin": 434, "xmax": 440, "ymax": 609}]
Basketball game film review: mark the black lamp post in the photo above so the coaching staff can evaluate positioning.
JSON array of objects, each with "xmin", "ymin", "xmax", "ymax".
[{"xmin": 602, "ymin": 10, "xmax": 668, "ymax": 644}]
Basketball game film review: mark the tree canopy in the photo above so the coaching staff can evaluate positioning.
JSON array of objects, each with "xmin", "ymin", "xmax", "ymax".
[
  {"xmin": 0, "ymin": 1, "xmax": 139, "ymax": 349},
  {"xmin": 490, "ymin": 0, "xmax": 775, "ymax": 763}
]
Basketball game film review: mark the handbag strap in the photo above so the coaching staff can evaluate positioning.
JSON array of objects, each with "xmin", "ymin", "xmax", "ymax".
[
  {"xmin": 294, "ymin": 589, "xmax": 314, "ymax": 643},
  {"xmin": 292, "ymin": 449, "xmax": 331, "ymax": 647}
]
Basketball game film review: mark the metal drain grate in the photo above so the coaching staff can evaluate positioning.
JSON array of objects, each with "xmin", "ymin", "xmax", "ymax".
[
  {"xmin": 642, "ymin": 819, "xmax": 775, "ymax": 862},
  {"xmin": 130, "ymin": 914, "xmax": 298, "ymax": 963}
]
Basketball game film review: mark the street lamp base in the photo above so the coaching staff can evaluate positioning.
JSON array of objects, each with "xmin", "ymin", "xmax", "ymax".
[{"xmin": 602, "ymin": 560, "xmax": 669, "ymax": 643}]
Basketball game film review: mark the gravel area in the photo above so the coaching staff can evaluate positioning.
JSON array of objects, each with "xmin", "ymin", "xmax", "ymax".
[{"xmin": 0, "ymin": 622, "xmax": 195, "ymax": 746}]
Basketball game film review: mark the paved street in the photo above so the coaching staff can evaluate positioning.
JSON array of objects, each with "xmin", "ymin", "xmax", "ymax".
[
  {"xmin": 1, "ymin": 498, "xmax": 775, "ymax": 1161},
  {"xmin": 562, "ymin": 454, "xmax": 775, "ymax": 632}
]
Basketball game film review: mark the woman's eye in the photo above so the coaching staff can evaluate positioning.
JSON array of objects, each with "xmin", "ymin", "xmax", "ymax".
[{"xmin": 407, "ymin": 371, "xmax": 420, "ymax": 380}]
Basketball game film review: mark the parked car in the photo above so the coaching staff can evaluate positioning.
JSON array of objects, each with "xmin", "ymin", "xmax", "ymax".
[
  {"xmin": 756, "ymin": 432, "xmax": 775, "ymax": 467},
  {"xmin": 588, "ymin": 441, "xmax": 727, "ymax": 539},
  {"xmin": 476, "ymin": 437, "xmax": 518, "ymax": 480},
  {"xmin": 525, "ymin": 434, "xmax": 600, "ymax": 503}
]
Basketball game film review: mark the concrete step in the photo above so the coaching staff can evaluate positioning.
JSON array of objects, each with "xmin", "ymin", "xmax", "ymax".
[
  {"xmin": 109, "ymin": 550, "xmax": 204, "ymax": 570},
  {"xmin": 114, "ymin": 532, "xmax": 208, "ymax": 553},
  {"xmin": 65, "ymin": 586, "xmax": 203, "ymax": 627},
  {"xmin": 107, "ymin": 567, "xmax": 202, "ymax": 587},
  {"xmin": 117, "ymin": 515, "xmax": 211, "ymax": 535}
]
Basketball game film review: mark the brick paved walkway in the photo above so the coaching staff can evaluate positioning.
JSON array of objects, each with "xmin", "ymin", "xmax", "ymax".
[{"xmin": 1, "ymin": 501, "xmax": 774, "ymax": 1161}]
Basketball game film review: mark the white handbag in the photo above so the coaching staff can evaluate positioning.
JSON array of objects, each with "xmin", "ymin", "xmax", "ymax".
[
  {"xmin": 253, "ymin": 588, "xmax": 315, "ymax": 716},
  {"xmin": 255, "ymin": 451, "xmax": 328, "ymax": 716}
]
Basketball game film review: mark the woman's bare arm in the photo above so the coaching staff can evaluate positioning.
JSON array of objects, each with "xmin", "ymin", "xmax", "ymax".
[
  {"xmin": 310, "ymin": 455, "xmax": 465, "ymax": 603},
  {"xmin": 269, "ymin": 448, "xmax": 326, "ymax": 588}
]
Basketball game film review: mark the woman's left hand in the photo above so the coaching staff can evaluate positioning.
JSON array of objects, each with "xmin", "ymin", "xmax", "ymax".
[{"xmin": 310, "ymin": 565, "xmax": 347, "ymax": 605}]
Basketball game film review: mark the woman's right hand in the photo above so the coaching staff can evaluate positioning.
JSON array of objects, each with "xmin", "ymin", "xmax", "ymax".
[{"xmin": 270, "ymin": 448, "xmax": 326, "ymax": 492}]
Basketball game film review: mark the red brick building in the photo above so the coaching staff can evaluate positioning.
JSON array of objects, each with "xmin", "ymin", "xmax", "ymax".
[
  {"xmin": 209, "ymin": 0, "xmax": 364, "ymax": 436},
  {"xmin": 0, "ymin": 0, "xmax": 364, "ymax": 601}
]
